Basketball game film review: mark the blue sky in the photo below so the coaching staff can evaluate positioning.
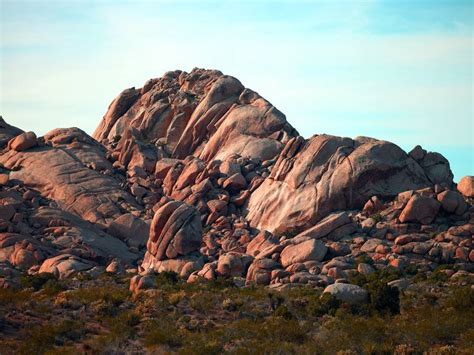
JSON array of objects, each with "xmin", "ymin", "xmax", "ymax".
[{"xmin": 1, "ymin": 0, "xmax": 472, "ymax": 180}]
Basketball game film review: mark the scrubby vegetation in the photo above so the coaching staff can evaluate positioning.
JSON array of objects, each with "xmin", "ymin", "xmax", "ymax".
[{"xmin": 0, "ymin": 271, "xmax": 473, "ymax": 354}]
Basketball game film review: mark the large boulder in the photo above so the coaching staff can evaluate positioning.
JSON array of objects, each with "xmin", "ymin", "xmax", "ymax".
[
  {"xmin": 280, "ymin": 239, "xmax": 327, "ymax": 267},
  {"xmin": 29, "ymin": 207, "xmax": 138, "ymax": 263},
  {"xmin": 0, "ymin": 233, "xmax": 50, "ymax": 269},
  {"xmin": 246, "ymin": 231, "xmax": 280, "ymax": 258},
  {"xmin": 437, "ymin": 190, "xmax": 468, "ymax": 215},
  {"xmin": 247, "ymin": 135, "xmax": 452, "ymax": 235},
  {"xmin": 216, "ymin": 252, "xmax": 249, "ymax": 277},
  {"xmin": 457, "ymin": 176, "xmax": 474, "ymax": 198},
  {"xmin": 246, "ymin": 258, "xmax": 280, "ymax": 285},
  {"xmin": 399, "ymin": 194, "xmax": 440, "ymax": 224},
  {"xmin": 39, "ymin": 254, "xmax": 95, "ymax": 279},
  {"xmin": 8, "ymin": 131, "xmax": 37, "ymax": 151},
  {"xmin": 143, "ymin": 200, "xmax": 202, "ymax": 269},
  {"xmin": 323, "ymin": 283, "xmax": 368, "ymax": 304},
  {"xmin": 141, "ymin": 256, "xmax": 204, "ymax": 278},
  {"xmin": 108, "ymin": 214, "xmax": 150, "ymax": 248},
  {"xmin": 293, "ymin": 212, "xmax": 351, "ymax": 240}
]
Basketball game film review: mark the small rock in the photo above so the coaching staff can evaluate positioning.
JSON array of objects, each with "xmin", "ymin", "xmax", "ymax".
[
  {"xmin": 223, "ymin": 173, "xmax": 247, "ymax": 190},
  {"xmin": 387, "ymin": 278, "xmax": 410, "ymax": 290},
  {"xmin": 106, "ymin": 260, "xmax": 124, "ymax": 274}
]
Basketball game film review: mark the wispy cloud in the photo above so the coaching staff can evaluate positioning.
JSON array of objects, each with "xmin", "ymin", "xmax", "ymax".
[{"xmin": 1, "ymin": 0, "xmax": 472, "ymax": 179}]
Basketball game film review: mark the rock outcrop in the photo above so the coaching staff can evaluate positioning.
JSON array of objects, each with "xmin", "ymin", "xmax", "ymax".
[
  {"xmin": 0, "ymin": 128, "xmax": 140, "ymax": 226},
  {"xmin": 93, "ymin": 69, "xmax": 297, "ymax": 174},
  {"xmin": 246, "ymin": 135, "xmax": 452, "ymax": 235},
  {"xmin": 0, "ymin": 68, "xmax": 470, "ymax": 293}
]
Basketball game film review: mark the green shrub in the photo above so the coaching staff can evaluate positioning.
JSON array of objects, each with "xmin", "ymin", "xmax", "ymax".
[
  {"xmin": 356, "ymin": 253, "xmax": 374, "ymax": 266},
  {"xmin": 443, "ymin": 286, "xmax": 474, "ymax": 311},
  {"xmin": 427, "ymin": 267, "xmax": 451, "ymax": 283},
  {"xmin": 309, "ymin": 293, "xmax": 341, "ymax": 317},
  {"xmin": 273, "ymin": 304, "xmax": 294, "ymax": 320},
  {"xmin": 20, "ymin": 273, "xmax": 57, "ymax": 291},
  {"xmin": 144, "ymin": 320, "xmax": 182, "ymax": 348},
  {"xmin": 369, "ymin": 284, "xmax": 400, "ymax": 315},
  {"xmin": 221, "ymin": 297, "xmax": 242, "ymax": 312},
  {"xmin": 65, "ymin": 286, "xmax": 129, "ymax": 306},
  {"xmin": 0, "ymin": 288, "xmax": 31, "ymax": 306},
  {"xmin": 107, "ymin": 311, "xmax": 141, "ymax": 339},
  {"xmin": 156, "ymin": 271, "xmax": 179, "ymax": 286},
  {"xmin": 18, "ymin": 319, "xmax": 81, "ymax": 354},
  {"xmin": 42, "ymin": 279, "xmax": 66, "ymax": 296}
]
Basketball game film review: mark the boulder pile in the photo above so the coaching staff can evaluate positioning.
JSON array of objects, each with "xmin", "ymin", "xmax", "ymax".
[{"xmin": 0, "ymin": 69, "xmax": 471, "ymax": 293}]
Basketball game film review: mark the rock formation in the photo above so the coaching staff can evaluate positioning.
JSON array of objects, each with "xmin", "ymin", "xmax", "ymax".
[{"xmin": 0, "ymin": 68, "xmax": 471, "ymax": 289}]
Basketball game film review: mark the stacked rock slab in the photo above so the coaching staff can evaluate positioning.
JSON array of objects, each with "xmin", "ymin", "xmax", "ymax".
[
  {"xmin": 246, "ymin": 135, "xmax": 453, "ymax": 235},
  {"xmin": 0, "ymin": 128, "xmax": 140, "ymax": 226},
  {"xmin": 93, "ymin": 68, "xmax": 297, "ymax": 174},
  {"xmin": 141, "ymin": 200, "xmax": 203, "ymax": 273}
]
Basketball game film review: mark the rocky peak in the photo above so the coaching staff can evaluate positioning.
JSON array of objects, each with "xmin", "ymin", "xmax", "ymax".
[
  {"xmin": 0, "ymin": 69, "xmax": 469, "ymax": 294},
  {"xmin": 93, "ymin": 68, "xmax": 297, "ymax": 175}
]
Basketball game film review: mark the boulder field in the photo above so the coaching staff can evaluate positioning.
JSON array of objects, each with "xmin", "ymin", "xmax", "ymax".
[{"xmin": 0, "ymin": 68, "xmax": 471, "ymax": 295}]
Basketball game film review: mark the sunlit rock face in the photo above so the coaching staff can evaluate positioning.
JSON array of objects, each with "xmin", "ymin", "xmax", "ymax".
[{"xmin": 0, "ymin": 68, "xmax": 464, "ymax": 292}]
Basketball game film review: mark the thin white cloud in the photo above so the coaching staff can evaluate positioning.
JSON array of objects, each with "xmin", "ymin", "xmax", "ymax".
[{"xmin": 1, "ymin": 0, "xmax": 472, "ymax": 178}]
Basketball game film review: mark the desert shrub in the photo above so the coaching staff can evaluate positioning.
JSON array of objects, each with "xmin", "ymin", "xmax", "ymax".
[
  {"xmin": 426, "ymin": 266, "xmax": 452, "ymax": 283},
  {"xmin": 255, "ymin": 317, "xmax": 309, "ymax": 344},
  {"xmin": 221, "ymin": 297, "xmax": 242, "ymax": 312},
  {"xmin": 315, "ymin": 313, "xmax": 392, "ymax": 353},
  {"xmin": 18, "ymin": 319, "xmax": 81, "ymax": 354},
  {"xmin": 403, "ymin": 264, "xmax": 419, "ymax": 276},
  {"xmin": 91, "ymin": 300, "xmax": 120, "ymax": 317},
  {"xmin": 20, "ymin": 272, "xmax": 58, "ymax": 291},
  {"xmin": 353, "ymin": 269, "xmax": 401, "ymax": 315},
  {"xmin": 267, "ymin": 292, "xmax": 285, "ymax": 310},
  {"xmin": 412, "ymin": 269, "xmax": 428, "ymax": 283},
  {"xmin": 107, "ymin": 311, "xmax": 141, "ymax": 339},
  {"xmin": 369, "ymin": 284, "xmax": 400, "ymax": 315},
  {"xmin": 65, "ymin": 286, "xmax": 129, "ymax": 306},
  {"xmin": 355, "ymin": 253, "xmax": 374, "ymax": 266},
  {"xmin": 204, "ymin": 276, "xmax": 235, "ymax": 290},
  {"xmin": 308, "ymin": 293, "xmax": 341, "ymax": 317},
  {"xmin": 156, "ymin": 271, "xmax": 179, "ymax": 286},
  {"xmin": 443, "ymin": 286, "xmax": 474, "ymax": 311},
  {"xmin": 457, "ymin": 328, "xmax": 474, "ymax": 351},
  {"xmin": 42, "ymin": 279, "xmax": 66, "ymax": 296},
  {"xmin": 144, "ymin": 319, "xmax": 182, "ymax": 349},
  {"xmin": 221, "ymin": 317, "xmax": 309, "ymax": 345},
  {"xmin": 168, "ymin": 290, "xmax": 186, "ymax": 306},
  {"xmin": 0, "ymin": 288, "xmax": 31, "ymax": 306},
  {"xmin": 273, "ymin": 304, "xmax": 294, "ymax": 320},
  {"xmin": 189, "ymin": 291, "xmax": 219, "ymax": 312}
]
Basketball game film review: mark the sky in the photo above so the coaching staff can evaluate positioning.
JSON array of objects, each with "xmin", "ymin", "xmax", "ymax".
[{"xmin": 0, "ymin": 0, "xmax": 473, "ymax": 180}]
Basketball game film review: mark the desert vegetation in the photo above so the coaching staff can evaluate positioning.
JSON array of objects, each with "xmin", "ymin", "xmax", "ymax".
[{"xmin": 1, "ymin": 269, "xmax": 472, "ymax": 354}]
